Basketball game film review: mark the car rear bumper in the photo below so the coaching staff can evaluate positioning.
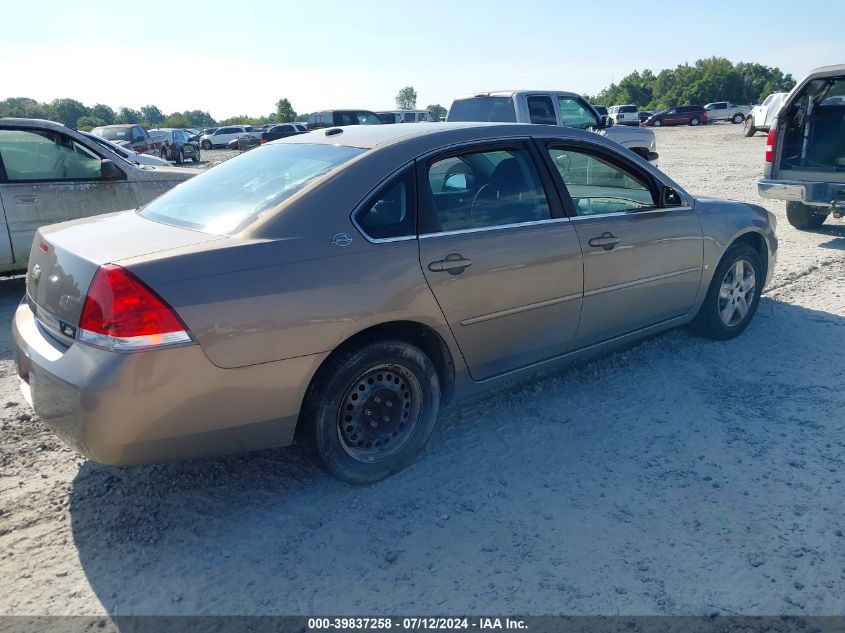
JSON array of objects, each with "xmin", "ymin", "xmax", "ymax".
[
  {"xmin": 758, "ymin": 179, "xmax": 844, "ymax": 208},
  {"xmin": 12, "ymin": 301, "xmax": 327, "ymax": 465}
]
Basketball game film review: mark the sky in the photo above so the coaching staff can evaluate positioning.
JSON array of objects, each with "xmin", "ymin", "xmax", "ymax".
[{"xmin": 1, "ymin": 0, "xmax": 843, "ymax": 120}]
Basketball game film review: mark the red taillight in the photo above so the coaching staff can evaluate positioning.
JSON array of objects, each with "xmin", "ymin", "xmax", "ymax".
[
  {"xmin": 78, "ymin": 264, "xmax": 191, "ymax": 350},
  {"xmin": 765, "ymin": 128, "xmax": 776, "ymax": 163}
]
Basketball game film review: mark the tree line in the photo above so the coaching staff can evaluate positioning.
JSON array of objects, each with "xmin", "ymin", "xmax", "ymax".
[
  {"xmin": 0, "ymin": 88, "xmax": 449, "ymax": 132},
  {"xmin": 586, "ymin": 57, "xmax": 796, "ymax": 110}
]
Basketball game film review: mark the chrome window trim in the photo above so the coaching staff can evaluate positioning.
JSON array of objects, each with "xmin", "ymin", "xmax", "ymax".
[
  {"xmin": 567, "ymin": 206, "xmax": 695, "ymax": 222},
  {"xmin": 419, "ymin": 217, "xmax": 572, "ymax": 239}
]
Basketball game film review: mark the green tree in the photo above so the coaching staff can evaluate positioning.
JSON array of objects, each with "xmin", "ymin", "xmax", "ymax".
[
  {"xmin": 395, "ymin": 86, "xmax": 417, "ymax": 110},
  {"xmin": 275, "ymin": 98, "xmax": 296, "ymax": 122},
  {"xmin": 425, "ymin": 104, "xmax": 447, "ymax": 120},
  {"xmin": 76, "ymin": 116, "xmax": 105, "ymax": 131},
  {"xmin": 0, "ymin": 97, "xmax": 50, "ymax": 119},
  {"xmin": 117, "ymin": 107, "xmax": 142, "ymax": 124},
  {"xmin": 90, "ymin": 103, "xmax": 116, "ymax": 125},
  {"xmin": 140, "ymin": 105, "xmax": 165, "ymax": 128},
  {"xmin": 163, "ymin": 115, "xmax": 192, "ymax": 128},
  {"xmin": 50, "ymin": 98, "xmax": 89, "ymax": 127}
]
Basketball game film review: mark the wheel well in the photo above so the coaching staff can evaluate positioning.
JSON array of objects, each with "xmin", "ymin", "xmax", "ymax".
[
  {"xmin": 732, "ymin": 231, "xmax": 768, "ymax": 276},
  {"xmin": 307, "ymin": 321, "xmax": 456, "ymax": 407}
]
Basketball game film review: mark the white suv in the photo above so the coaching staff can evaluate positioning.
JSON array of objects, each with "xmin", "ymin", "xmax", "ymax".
[
  {"xmin": 608, "ymin": 104, "xmax": 639, "ymax": 126},
  {"xmin": 200, "ymin": 126, "xmax": 250, "ymax": 149}
]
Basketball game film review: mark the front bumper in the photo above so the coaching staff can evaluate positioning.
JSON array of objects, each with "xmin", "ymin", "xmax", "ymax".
[
  {"xmin": 758, "ymin": 179, "xmax": 844, "ymax": 208},
  {"xmin": 12, "ymin": 301, "xmax": 327, "ymax": 465}
]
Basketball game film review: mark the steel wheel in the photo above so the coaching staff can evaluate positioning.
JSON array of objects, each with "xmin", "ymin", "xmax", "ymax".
[
  {"xmin": 718, "ymin": 259, "xmax": 756, "ymax": 327},
  {"xmin": 337, "ymin": 363, "xmax": 423, "ymax": 463}
]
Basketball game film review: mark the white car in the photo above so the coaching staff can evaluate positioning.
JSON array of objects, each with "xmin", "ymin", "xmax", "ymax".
[
  {"xmin": 82, "ymin": 132, "xmax": 170, "ymax": 166},
  {"xmin": 608, "ymin": 104, "xmax": 639, "ymax": 126},
  {"xmin": 744, "ymin": 92, "xmax": 787, "ymax": 137},
  {"xmin": 199, "ymin": 125, "xmax": 252, "ymax": 149}
]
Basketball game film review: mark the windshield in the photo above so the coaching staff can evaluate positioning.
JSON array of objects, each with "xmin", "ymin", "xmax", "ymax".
[
  {"xmin": 92, "ymin": 126, "xmax": 130, "ymax": 141},
  {"xmin": 448, "ymin": 97, "xmax": 517, "ymax": 122},
  {"xmin": 139, "ymin": 143, "xmax": 366, "ymax": 235}
]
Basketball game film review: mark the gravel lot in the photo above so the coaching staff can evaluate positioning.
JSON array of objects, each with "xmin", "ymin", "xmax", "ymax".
[{"xmin": 1, "ymin": 123, "xmax": 844, "ymax": 616}]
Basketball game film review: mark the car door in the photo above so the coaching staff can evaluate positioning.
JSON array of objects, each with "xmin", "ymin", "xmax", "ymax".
[
  {"xmin": 417, "ymin": 140, "xmax": 584, "ymax": 381},
  {"xmin": 0, "ymin": 126, "xmax": 140, "ymax": 269},
  {"xmin": 663, "ymin": 108, "xmax": 681, "ymax": 125},
  {"xmin": 539, "ymin": 140, "xmax": 703, "ymax": 345}
]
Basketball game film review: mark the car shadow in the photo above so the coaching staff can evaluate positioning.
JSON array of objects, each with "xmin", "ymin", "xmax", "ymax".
[
  {"xmin": 814, "ymin": 222, "xmax": 845, "ymax": 250},
  {"xmin": 66, "ymin": 295, "xmax": 845, "ymax": 617}
]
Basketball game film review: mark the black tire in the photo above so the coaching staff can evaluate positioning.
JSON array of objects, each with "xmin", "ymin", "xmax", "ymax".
[
  {"xmin": 732, "ymin": 113, "xmax": 744, "ymax": 124},
  {"xmin": 743, "ymin": 117, "xmax": 757, "ymax": 137},
  {"xmin": 192, "ymin": 149, "xmax": 200, "ymax": 163},
  {"xmin": 653, "ymin": 119, "xmax": 662, "ymax": 127},
  {"xmin": 690, "ymin": 117, "xmax": 700, "ymax": 126},
  {"xmin": 201, "ymin": 140, "xmax": 212, "ymax": 150},
  {"xmin": 786, "ymin": 201, "xmax": 827, "ymax": 230},
  {"xmin": 302, "ymin": 341, "xmax": 441, "ymax": 484},
  {"xmin": 690, "ymin": 243, "xmax": 763, "ymax": 340},
  {"xmin": 176, "ymin": 149, "xmax": 184, "ymax": 164}
]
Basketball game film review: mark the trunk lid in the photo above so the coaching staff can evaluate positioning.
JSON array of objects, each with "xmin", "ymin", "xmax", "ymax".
[{"xmin": 25, "ymin": 211, "xmax": 223, "ymax": 342}]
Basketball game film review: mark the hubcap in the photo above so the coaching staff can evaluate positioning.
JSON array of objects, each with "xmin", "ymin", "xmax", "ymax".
[
  {"xmin": 718, "ymin": 259, "xmax": 756, "ymax": 326},
  {"xmin": 337, "ymin": 363, "xmax": 422, "ymax": 463}
]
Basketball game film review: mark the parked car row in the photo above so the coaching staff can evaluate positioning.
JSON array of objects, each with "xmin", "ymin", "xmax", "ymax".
[{"xmin": 148, "ymin": 128, "xmax": 201, "ymax": 163}]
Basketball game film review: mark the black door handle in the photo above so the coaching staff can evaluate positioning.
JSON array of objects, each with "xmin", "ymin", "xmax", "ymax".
[
  {"xmin": 588, "ymin": 232, "xmax": 620, "ymax": 250},
  {"xmin": 428, "ymin": 255, "xmax": 472, "ymax": 274}
]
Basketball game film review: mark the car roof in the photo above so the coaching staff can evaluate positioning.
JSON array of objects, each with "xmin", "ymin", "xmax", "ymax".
[
  {"xmin": 274, "ymin": 121, "xmax": 606, "ymax": 152},
  {"xmin": 453, "ymin": 90, "xmax": 582, "ymax": 100},
  {"xmin": 808, "ymin": 63, "xmax": 845, "ymax": 76},
  {"xmin": 0, "ymin": 117, "xmax": 72, "ymax": 131}
]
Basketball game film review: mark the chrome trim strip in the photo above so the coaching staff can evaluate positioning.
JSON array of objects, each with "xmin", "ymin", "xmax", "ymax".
[
  {"xmin": 567, "ymin": 206, "xmax": 694, "ymax": 222},
  {"xmin": 584, "ymin": 266, "xmax": 702, "ymax": 297},
  {"xmin": 461, "ymin": 292, "xmax": 582, "ymax": 326},
  {"xmin": 420, "ymin": 217, "xmax": 571, "ymax": 239}
]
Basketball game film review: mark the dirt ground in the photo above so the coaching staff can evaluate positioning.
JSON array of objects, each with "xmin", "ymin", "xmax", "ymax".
[{"xmin": 1, "ymin": 123, "xmax": 844, "ymax": 616}]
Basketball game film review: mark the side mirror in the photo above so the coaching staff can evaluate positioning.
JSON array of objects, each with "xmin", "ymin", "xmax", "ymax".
[
  {"xmin": 660, "ymin": 186, "xmax": 682, "ymax": 207},
  {"xmin": 600, "ymin": 115, "xmax": 614, "ymax": 129},
  {"xmin": 101, "ymin": 159, "xmax": 125, "ymax": 181}
]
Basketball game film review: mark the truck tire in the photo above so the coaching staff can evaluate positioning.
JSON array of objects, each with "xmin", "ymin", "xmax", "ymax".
[
  {"xmin": 786, "ymin": 201, "xmax": 827, "ymax": 230},
  {"xmin": 732, "ymin": 113, "xmax": 744, "ymax": 124},
  {"xmin": 744, "ymin": 117, "xmax": 757, "ymax": 137}
]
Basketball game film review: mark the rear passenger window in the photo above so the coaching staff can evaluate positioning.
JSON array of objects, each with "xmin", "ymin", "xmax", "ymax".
[
  {"xmin": 423, "ymin": 148, "xmax": 552, "ymax": 233},
  {"xmin": 527, "ymin": 96, "xmax": 556, "ymax": 125},
  {"xmin": 353, "ymin": 167, "xmax": 416, "ymax": 240}
]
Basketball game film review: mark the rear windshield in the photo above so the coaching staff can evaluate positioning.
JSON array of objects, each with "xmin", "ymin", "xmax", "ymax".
[
  {"xmin": 92, "ymin": 127, "xmax": 130, "ymax": 141},
  {"xmin": 618, "ymin": 105, "xmax": 637, "ymax": 113},
  {"xmin": 448, "ymin": 97, "xmax": 517, "ymax": 122},
  {"xmin": 139, "ymin": 143, "xmax": 366, "ymax": 234},
  {"xmin": 333, "ymin": 111, "xmax": 382, "ymax": 125}
]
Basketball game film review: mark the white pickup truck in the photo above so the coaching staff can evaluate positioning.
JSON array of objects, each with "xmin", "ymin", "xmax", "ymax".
[
  {"xmin": 447, "ymin": 91, "xmax": 658, "ymax": 164},
  {"xmin": 743, "ymin": 92, "xmax": 788, "ymax": 137},
  {"xmin": 704, "ymin": 102, "xmax": 752, "ymax": 124}
]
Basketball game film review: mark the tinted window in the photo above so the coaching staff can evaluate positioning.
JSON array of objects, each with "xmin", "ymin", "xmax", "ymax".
[
  {"xmin": 547, "ymin": 146, "xmax": 654, "ymax": 216},
  {"xmin": 558, "ymin": 97, "xmax": 599, "ymax": 129},
  {"xmin": 447, "ymin": 97, "xmax": 517, "ymax": 123},
  {"xmin": 354, "ymin": 168, "xmax": 416, "ymax": 240},
  {"xmin": 0, "ymin": 129, "xmax": 105, "ymax": 181},
  {"xmin": 527, "ymin": 96, "xmax": 556, "ymax": 125},
  {"xmin": 619, "ymin": 105, "xmax": 638, "ymax": 113},
  {"xmin": 333, "ymin": 111, "xmax": 381, "ymax": 125},
  {"xmin": 403, "ymin": 112, "xmax": 415, "ymax": 122},
  {"xmin": 424, "ymin": 148, "xmax": 551, "ymax": 233},
  {"xmin": 140, "ymin": 144, "xmax": 365, "ymax": 235}
]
